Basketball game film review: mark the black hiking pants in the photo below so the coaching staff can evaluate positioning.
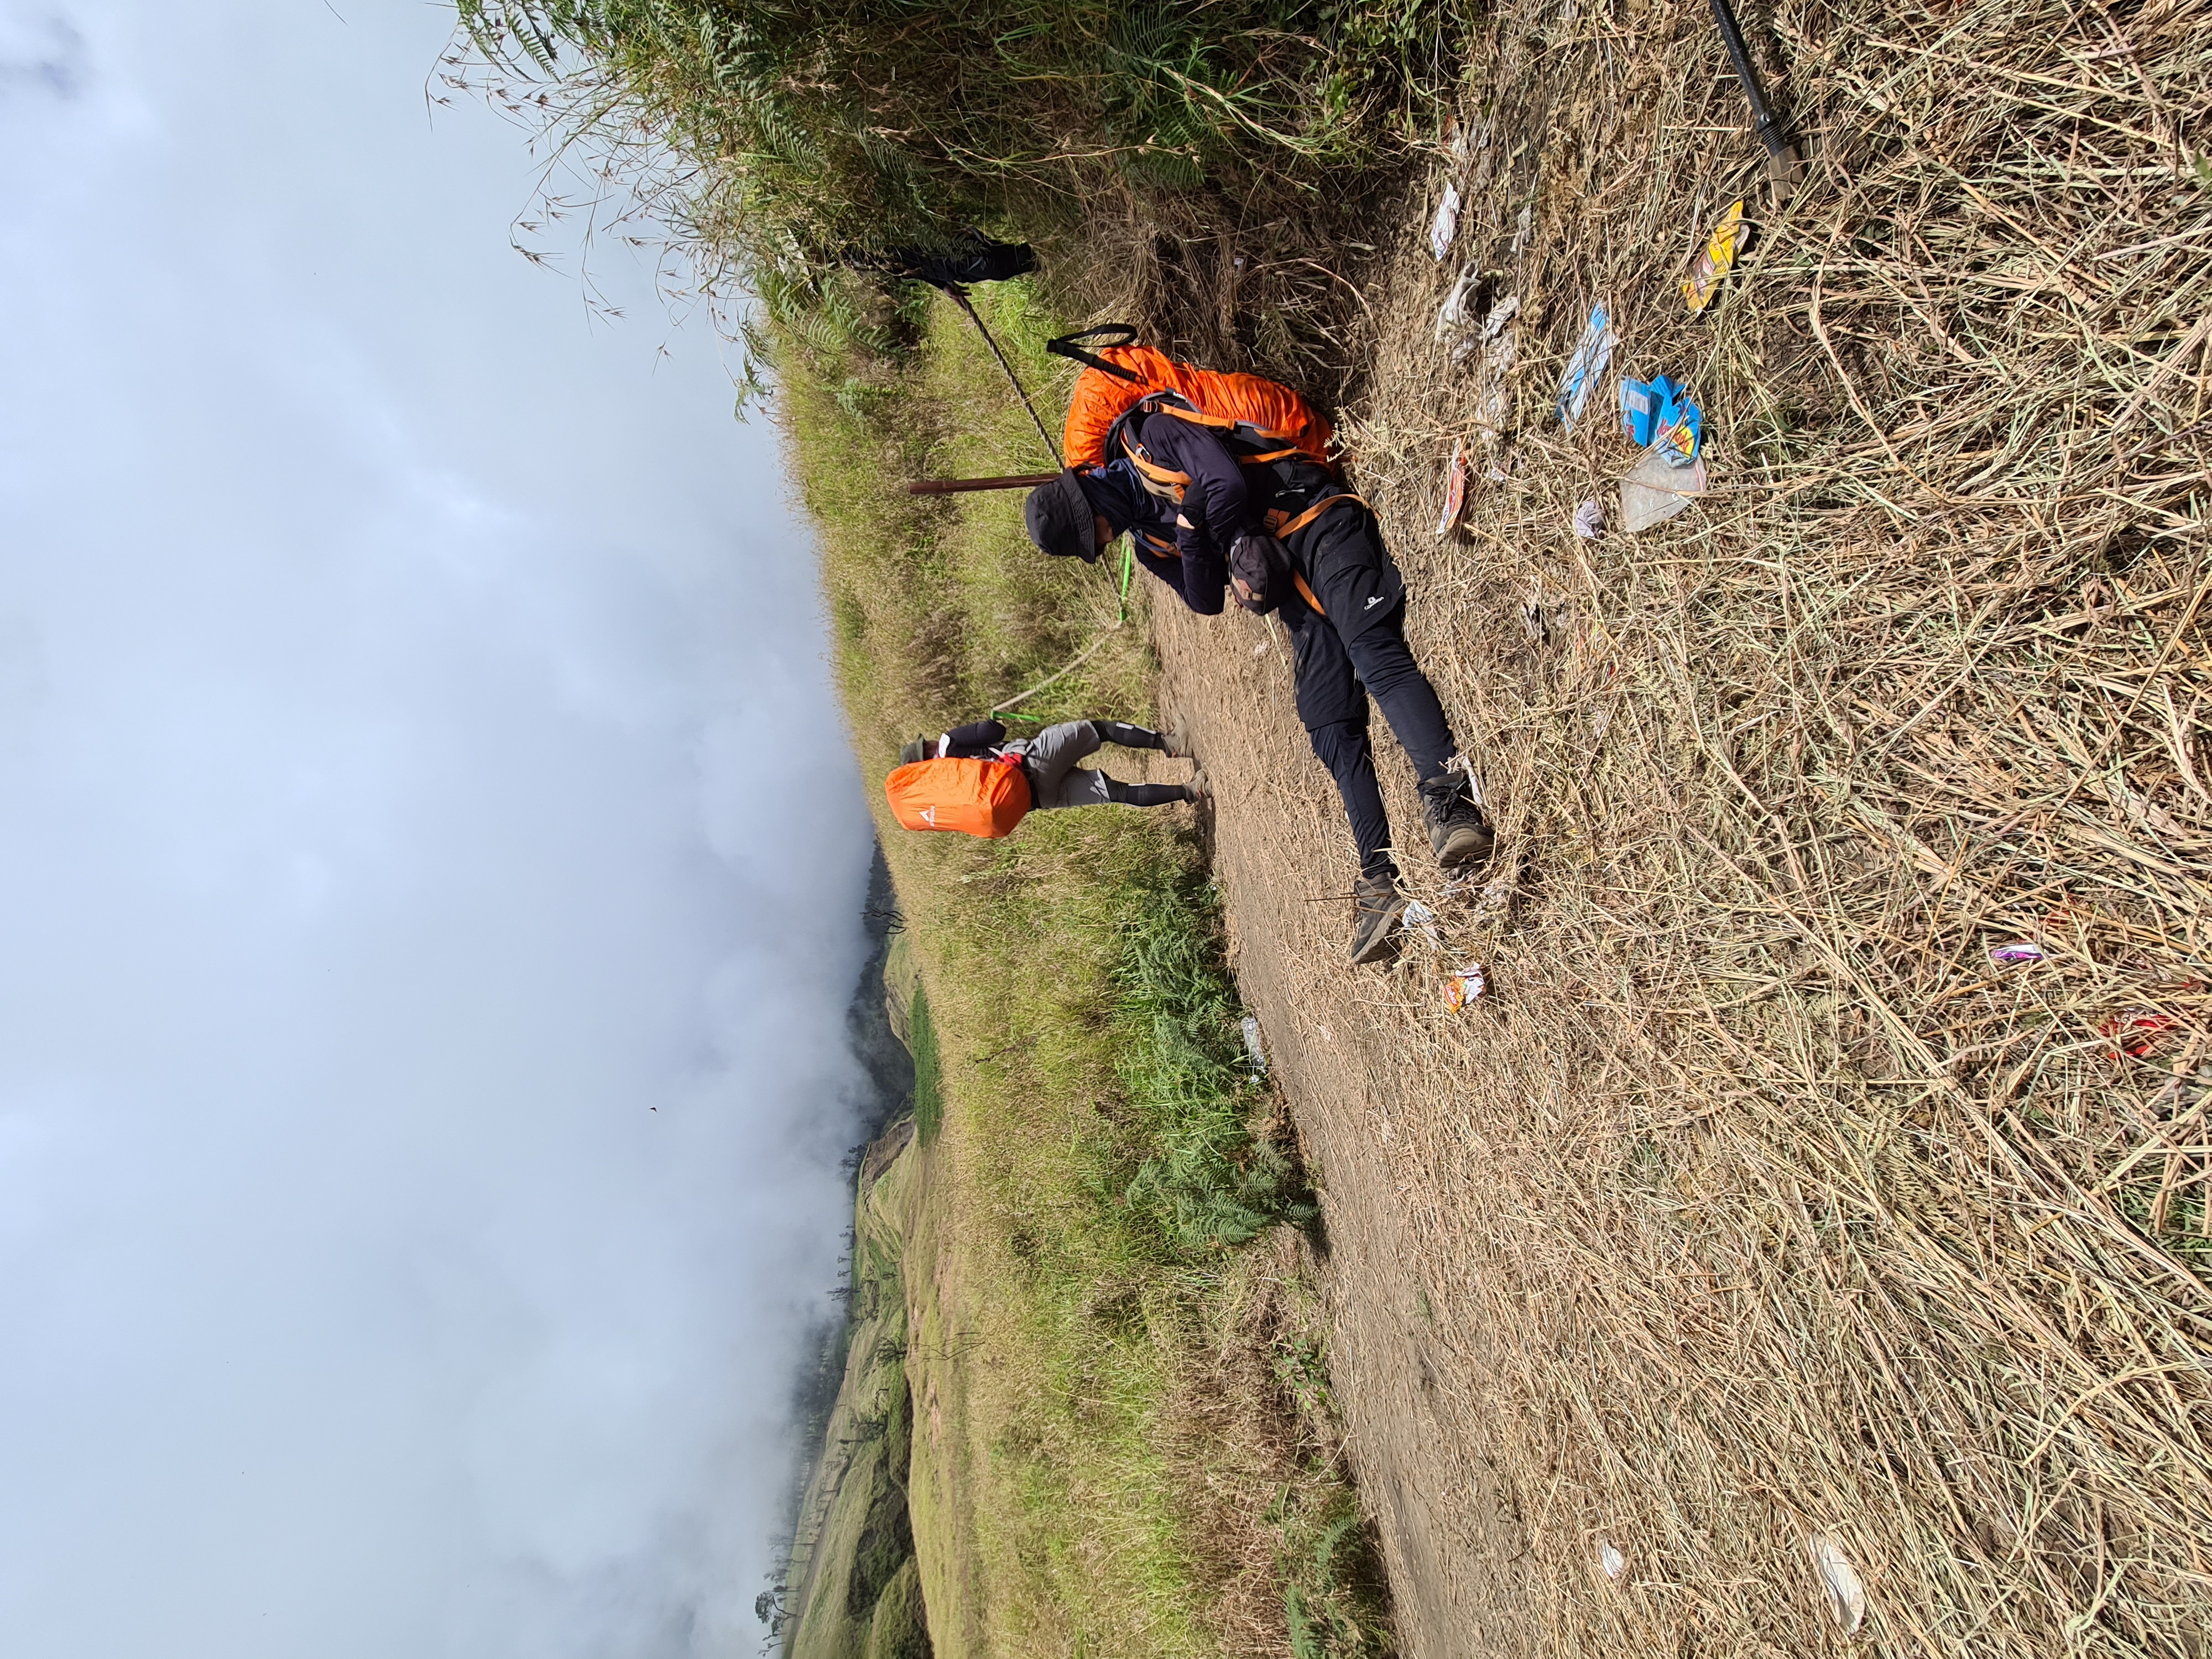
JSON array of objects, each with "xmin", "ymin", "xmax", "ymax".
[{"xmin": 1278, "ymin": 505, "xmax": 1457, "ymax": 876}]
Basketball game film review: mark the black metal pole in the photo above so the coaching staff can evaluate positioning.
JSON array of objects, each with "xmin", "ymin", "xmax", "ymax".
[
  {"xmin": 943, "ymin": 287, "xmax": 1065, "ymax": 469},
  {"xmin": 1709, "ymin": 0, "xmax": 1800, "ymax": 199}
]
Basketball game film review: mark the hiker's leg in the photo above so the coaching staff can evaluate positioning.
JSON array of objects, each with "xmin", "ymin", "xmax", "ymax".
[
  {"xmin": 1341, "ymin": 608, "xmax": 1494, "ymax": 870},
  {"xmin": 1093, "ymin": 720, "xmax": 1166, "ymax": 750},
  {"xmin": 1339, "ymin": 614, "xmax": 1457, "ymax": 784},
  {"xmin": 1020, "ymin": 721, "xmax": 1102, "ymax": 800},
  {"xmin": 1034, "ymin": 763, "xmax": 1114, "ymax": 810},
  {"xmin": 1100, "ymin": 778, "xmax": 1190, "ymax": 807},
  {"xmin": 1287, "ymin": 608, "xmax": 1394, "ymax": 875}
]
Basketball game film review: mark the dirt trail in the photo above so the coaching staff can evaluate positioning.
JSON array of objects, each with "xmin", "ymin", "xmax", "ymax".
[
  {"xmin": 1153, "ymin": 0, "xmax": 2211, "ymax": 1646},
  {"xmin": 1156, "ymin": 603, "xmax": 1537, "ymax": 1659}
]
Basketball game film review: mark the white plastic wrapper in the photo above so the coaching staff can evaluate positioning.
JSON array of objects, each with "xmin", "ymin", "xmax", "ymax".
[{"xmin": 1430, "ymin": 182, "xmax": 1463, "ymax": 262}]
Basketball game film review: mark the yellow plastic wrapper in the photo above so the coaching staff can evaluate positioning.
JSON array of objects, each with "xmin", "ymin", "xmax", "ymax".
[{"xmin": 1682, "ymin": 199, "xmax": 1748, "ymax": 312}]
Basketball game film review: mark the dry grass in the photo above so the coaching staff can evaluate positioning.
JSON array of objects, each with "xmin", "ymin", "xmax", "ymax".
[{"xmin": 1147, "ymin": 0, "xmax": 2210, "ymax": 1651}]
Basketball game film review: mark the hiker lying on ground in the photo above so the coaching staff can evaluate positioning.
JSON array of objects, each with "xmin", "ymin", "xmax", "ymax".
[
  {"xmin": 885, "ymin": 718, "xmax": 1204, "ymax": 841},
  {"xmin": 1024, "ymin": 434, "xmax": 1493, "ymax": 964}
]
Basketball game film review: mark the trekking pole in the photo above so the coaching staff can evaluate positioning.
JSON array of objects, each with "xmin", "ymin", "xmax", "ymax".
[
  {"xmin": 942, "ymin": 286, "xmax": 1065, "ymax": 469},
  {"xmin": 1709, "ymin": 0, "xmax": 1800, "ymax": 202},
  {"xmin": 907, "ymin": 473, "xmax": 1058, "ymax": 495}
]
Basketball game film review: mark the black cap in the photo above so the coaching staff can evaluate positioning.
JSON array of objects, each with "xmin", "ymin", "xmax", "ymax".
[{"xmin": 1024, "ymin": 469, "xmax": 1097, "ymax": 564}]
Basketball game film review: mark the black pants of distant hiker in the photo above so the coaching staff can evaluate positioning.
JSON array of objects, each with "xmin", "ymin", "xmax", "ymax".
[
  {"xmin": 1021, "ymin": 720, "xmax": 1183, "ymax": 810},
  {"xmin": 1280, "ymin": 596, "xmax": 1457, "ymax": 877}
]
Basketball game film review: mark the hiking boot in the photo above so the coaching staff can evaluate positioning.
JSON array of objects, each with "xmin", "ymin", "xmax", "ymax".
[
  {"xmin": 1349, "ymin": 867, "xmax": 1407, "ymax": 964},
  {"xmin": 1420, "ymin": 773, "xmax": 1495, "ymax": 871},
  {"xmin": 1183, "ymin": 769, "xmax": 1210, "ymax": 807},
  {"xmin": 1159, "ymin": 727, "xmax": 1192, "ymax": 759}
]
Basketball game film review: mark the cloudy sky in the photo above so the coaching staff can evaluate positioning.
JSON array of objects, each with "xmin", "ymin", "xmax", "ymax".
[{"xmin": 0, "ymin": 4, "xmax": 876, "ymax": 1656}]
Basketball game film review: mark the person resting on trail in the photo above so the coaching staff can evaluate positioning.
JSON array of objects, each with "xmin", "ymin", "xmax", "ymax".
[
  {"xmin": 1022, "ymin": 427, "xmax": 1493, "ymax": 964},
  {"xmin": 901, "ymin": 718, "xmax": 1204, "ymax": 813}
]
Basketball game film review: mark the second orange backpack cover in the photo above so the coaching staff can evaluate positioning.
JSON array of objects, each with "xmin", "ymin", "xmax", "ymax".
[{"xmin": 884, "ymin": 754, "xmax": 1032, "ymax": 838}]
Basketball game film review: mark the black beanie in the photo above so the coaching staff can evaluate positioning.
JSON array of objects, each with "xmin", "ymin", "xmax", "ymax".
[
  {"xmin": 899, "ymin": 735, "xmax": 930, "ymax": 765},
  {"xmin": 1024, "ymin": 469, "xmax": 1098, "ymax": 564}
]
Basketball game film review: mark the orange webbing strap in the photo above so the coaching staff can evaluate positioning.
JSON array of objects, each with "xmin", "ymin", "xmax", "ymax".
[
  {"xmin": 1265, "ymin": 492, "xmax": 1369, "ymax": 541},
  {"xmin": 1263, "ymin": 492, "xmax": 1369, "ymax": 619},
  {"xmin": 1118, "ymin": 426, "xmax": 1191, "ymax": 501},
  {"xmin": 1152, "ymin": 404, "xmax": 1305, "ymax": 468}
]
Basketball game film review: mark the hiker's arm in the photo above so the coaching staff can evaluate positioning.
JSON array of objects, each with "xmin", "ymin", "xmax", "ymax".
[
  {"xmin": 943, "ymin": 719, "xmax": 1006, "ymax": 750},
  {"xmin": 1130, "ymin": 531, "xmax": 1222, "ymax": 617},
  {"xmin": 1131, "ymin": 544, "xmax": 1182, "ymax": 589},
  {"xmin": 1170, "ymin": 516, "xmax": 1227, "ymax": 615},
  {"xmin": 1147, "ymin": 420, "xmax": 1240, "ymax": 614}
]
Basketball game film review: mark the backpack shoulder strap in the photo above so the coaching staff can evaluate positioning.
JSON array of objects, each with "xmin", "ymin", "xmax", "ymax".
[
  {"xmin": 1149, "ymin": 403, "xmax": 1304, "ymax": 466},
  {"xmin": 1264, "ymin": 491, "xmax": 1368, "ymax": 541}
]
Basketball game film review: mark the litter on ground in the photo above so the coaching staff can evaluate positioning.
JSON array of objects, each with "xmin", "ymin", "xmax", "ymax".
[
  {"xmin": 1619, "ymin": 443, "xmax": 1707, "ymax": 532},
  {"xmin": 1619, "ymin": 374, "xmax": 1703, "ymax": 461},
  {"xmin": 1437, "ymin": 439, "xmax": 1469, "ymax": 536},
  {"xmin": 1597, "ymin": 1540, "xmax": 1627, "ymax": 1580},
  {"xmin": 1444, "ymin": 964, "xmax": 1486, "ymax": 1010},
  {"xmin": 1431, "ymin": 182, "xmax": 1463, "ymax": 262},
  {"xmin": 1239, "ymin": 1014, "xmax": 1267, "ymax": 1076},
  {"xmin": 1683, "ymin": 198, "xmax": 1750, "ymax": 311},
  {"xmin": 1807, "ymin": 1534, "xmax": 1867, "ymax": 1635},
  {"xmin": 1573, "ymin": 497, "xmax": 1605, "ymax": 540},
  {"xmin": 1477, "ymin": 323, "xmax": 1517, "ymax": 426},
  {"xmin": 1435, "ymin": 265, "xmax": 1482, "ymax": 341},
  {"xmin": 1555, "ymin": 304, "xmax": 1615, "ymax": 429},
  {"xmin": 2101, "ymin": 1010, "xmax": 2178, "ymax": 1058},
  {"xmin": 1990, "ymin": 941, "xmax": 2045, "ymax": 964}
]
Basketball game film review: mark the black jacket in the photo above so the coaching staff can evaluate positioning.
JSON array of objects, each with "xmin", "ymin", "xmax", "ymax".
[{"xmin": 1119, "ymin": 418, "xmax": 1381, "ymax": 625}]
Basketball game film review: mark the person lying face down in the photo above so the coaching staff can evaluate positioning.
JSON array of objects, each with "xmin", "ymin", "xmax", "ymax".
[
  {"xmin": 900, "ymin": 717, "xmax": 1204, "ymax": 813},
  {"xmin": 1024, "ymin": 419, "xmax": 1496, "ymax": 966}
]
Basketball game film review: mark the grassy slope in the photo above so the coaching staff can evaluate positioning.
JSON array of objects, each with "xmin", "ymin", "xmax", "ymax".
[
  {"xmin": 785, "ymin": 1133, "xmax": 927, "ymax": 1659},
  {"xmin": 784, "ymin": 285, "xmax": 1387, "ymax": 1659}
]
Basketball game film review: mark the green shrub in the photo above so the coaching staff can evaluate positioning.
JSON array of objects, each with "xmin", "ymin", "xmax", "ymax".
[{"xmin": 1277, "ymin": 1489, "xmax": 1392, "ymax": 1659}]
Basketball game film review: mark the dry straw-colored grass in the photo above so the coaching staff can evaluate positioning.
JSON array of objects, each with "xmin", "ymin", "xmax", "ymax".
[{"xmin": 1238, "ymin": 0, "xmax": 2210, "ymax": 1651}]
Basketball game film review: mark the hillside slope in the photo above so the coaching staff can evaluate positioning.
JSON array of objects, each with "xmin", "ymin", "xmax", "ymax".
[{"xmin": 781, "ymin": 1123, "xmax": 930, "ymax": 1659}]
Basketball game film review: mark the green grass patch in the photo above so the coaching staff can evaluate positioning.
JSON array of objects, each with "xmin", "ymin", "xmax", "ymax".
[
  {"xmin": 779, "ymin": 279, "xmax": 1387, "ymax": 1659},
  {"xmin": 909, "ymin": 988, "xmax": 944, "ymax": 1147}
]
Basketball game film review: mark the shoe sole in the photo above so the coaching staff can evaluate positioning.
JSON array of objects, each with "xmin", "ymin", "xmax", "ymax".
[
  {"xmin": 1434, "ymin": 827, "xmax": 1495, "ymax": 870},
  {"xmin": 1348, "ymin": 902, "xmax": 1407, "ymax": 964}
]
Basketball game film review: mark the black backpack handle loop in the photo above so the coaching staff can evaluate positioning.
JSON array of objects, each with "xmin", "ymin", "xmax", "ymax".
[{"xmin": 1046, "ymin": 324, "xmax": 1142, "ymax": 382}]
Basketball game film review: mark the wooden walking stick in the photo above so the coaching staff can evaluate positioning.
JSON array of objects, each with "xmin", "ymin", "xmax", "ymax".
[{"xmin": 907, "ymin": 473, "xmax": 1059, "ymax": 496}]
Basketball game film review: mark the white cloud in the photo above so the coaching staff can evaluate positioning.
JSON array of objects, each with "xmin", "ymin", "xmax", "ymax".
[{"xmin": 0, "ymin": 3, "xmax": 875, "ymax": 1655}]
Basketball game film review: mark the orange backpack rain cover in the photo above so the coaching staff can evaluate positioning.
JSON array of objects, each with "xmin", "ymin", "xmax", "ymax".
[
  {"xmin": 1061, "ymin": 344, "xmax": 1335, "ymax": 471},
  {"xmin": 884, "ymin": 755, "xmax": 1032, "ymax": 838}
]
